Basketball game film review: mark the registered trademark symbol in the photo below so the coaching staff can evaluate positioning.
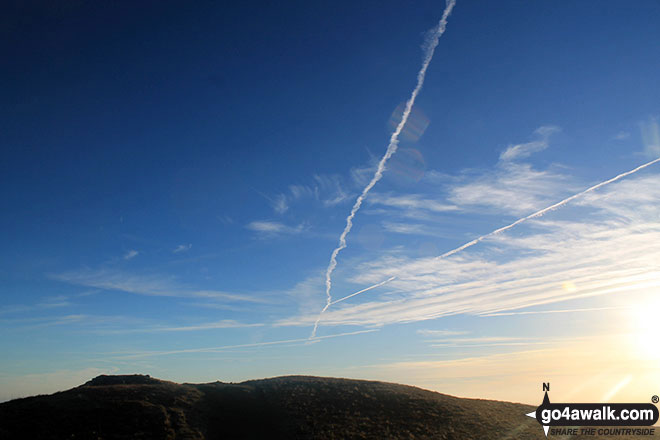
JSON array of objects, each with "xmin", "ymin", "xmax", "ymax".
[{"xmin": 652, "ymin": 395, "xmax": 659, "ymax": 404}]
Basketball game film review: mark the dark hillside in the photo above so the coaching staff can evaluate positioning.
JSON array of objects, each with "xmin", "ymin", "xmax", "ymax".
[{"xmin": 0, "ymin": 375, "xmax": 654, "ymax": 439}]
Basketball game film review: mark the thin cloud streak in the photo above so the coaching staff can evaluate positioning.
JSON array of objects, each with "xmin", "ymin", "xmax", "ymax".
[
  {"xmin": 5, "ymin": 314, "xmax": 141, "ymax": 331},
  {"xmin": 480, "ymin": 306, "xmax": 626, "ymax": 317},
  {"xmin": 431, "ymin": 341, "xmax": 552, "ymax": 348},
  {"xmin": 416, "ymin": 329, "xmax": 469, "ymax": 337},
  {"xmin": 429, "ymin": 336, "xmax": 530, "ymax": 344},
  {"xmin": 369, "ymin": 193, "xmax": 457, "ymax": 213},
  {"xmin": 311, "ymin": 0, "xmax": 457, "ymax": 338},
  {"xmin": 98, "ymin": 320, "xmax": 264, "ymax": 334},
  {"xmin": 52, "ymin": 269, "xmax": 270, "ymax": 303},
  {"xmin": 108, "ymin": 329, "xmax": 379, "ymax": 359}
]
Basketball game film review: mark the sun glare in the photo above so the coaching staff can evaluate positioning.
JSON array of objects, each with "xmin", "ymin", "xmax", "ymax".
[{"xmin": 629, "ymin": 295, "xmax": 660, "ymax": 360}]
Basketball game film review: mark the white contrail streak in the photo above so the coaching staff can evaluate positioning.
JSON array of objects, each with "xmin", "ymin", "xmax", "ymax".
[
  {"xmin": 330, "ymin": 276, "xmax": 396, "ymax": 305},
  {"xmin": 332, "ymin": 156, "xmax": 660, "ymax": 305},
  {"xmin": 310, "ymin": 0, "xmax": 457, "ymax": 338}
]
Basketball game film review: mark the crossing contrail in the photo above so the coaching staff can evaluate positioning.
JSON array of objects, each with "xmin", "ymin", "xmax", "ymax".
[
  {"xmin": 329, "ymin": 156, "xmax": 660, "ymax": 305},
  {"xmin": 310, "ymin": 0, "xmax": 457, "ymax": 338}
]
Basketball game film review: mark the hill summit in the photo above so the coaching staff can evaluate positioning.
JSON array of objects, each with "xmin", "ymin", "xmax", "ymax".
[{"xmin": 83, "ymin": 374, "xmax": 165, "ymax": 387}]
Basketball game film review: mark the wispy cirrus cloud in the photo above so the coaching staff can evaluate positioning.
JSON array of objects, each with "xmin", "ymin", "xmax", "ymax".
[
  {"xmin": 246, "ymin": 220, "xmax": 307, "ymax": 237},
  {"xmin": 0, "ymin": 290, "xmax": 104, "ymax": 318},
  {"xmin": 416, "ymin": 329, "xmax": 469, "ymax": 337},
  {"xmin": 123, "ymin": 250, "xmax": 139, "ymax": 260},
  {"xmin": 272, "ymin": 194, "xmax": 289, "ymax": 214},
  {"xmin": 640, "ymin": 117, "xmax": 660, "ymax": 158},
  {"xmin": 277, "ymin": 172, "xmax": 660, "ymax": 329},
  {"xmin": 268, "ymin": 174, "xmax": 353, "ymax": 214},
  {"xmin": 499, "ymin": 125, "xmax": 559, "ymax": 162},
  {"xmin": 1, "ymin": 314, "xmax": 141, "ymax": 331},
  {"xmin": 381, "ymin": 222, "xmax": 435, "ymax": 236},
  {"xmin": 51, "ymin": 269, "xmax": 269, "ymax": 303},
  {"xmin": 613, "ymin": 131, "xmax": 630, "ymax": 141},
  {"xmin": 366, "ymin": 126, "xmax": 571, "ymax": 219},
  {"xmin": 369, "ymin": 193, "xmax": 457, "ymax": 214},
  {"xmin": 100, "ymin": 319, "xmax": 263, "ymax": 334},
  {"xmin": 442, "ymin": 126, "xmax": 570, "ymax": 216},
  {"xmin": 173, "ymin": 244, "xmax": 192, "ymax": 254},
  {"xmin": 448, "ymin": 162, "xmax": 572, "ymax": 215},
  {"xmin": 271, "ymin": 127, "xmax": 658, "ymax": 336},
  {"xmin": 0, "ymin": 300, "xmax": 71, "ymax": 316},
  {"xmin": 2, "ymin": 312, "xmax": 264, "ymax": 335},
  {"xmin": 481, "ymin": 305, "xmax": 625, "ymax": 317},
  {"xmin": 105, "ymin": 329, "xmax": 379, "ymax": 359},
  {"xmin": 428, "ymin": 336, "xmax": 541, "ymax": 348},
  {"xmin": 349, "ymin": 162, "xmax": 378, "ymax": 188}
]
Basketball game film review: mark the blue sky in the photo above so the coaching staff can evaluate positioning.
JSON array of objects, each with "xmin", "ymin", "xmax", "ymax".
[{"xmin": 2, "ymin": 0, "xmax": 660, "ymax": 404}]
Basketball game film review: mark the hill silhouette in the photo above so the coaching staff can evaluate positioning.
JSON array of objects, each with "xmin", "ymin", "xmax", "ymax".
[{"xmin": 0, "ymin": 374, "xmax": 654, "ymax": 439}]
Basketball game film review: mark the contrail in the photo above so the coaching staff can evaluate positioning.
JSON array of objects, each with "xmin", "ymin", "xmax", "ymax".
[
  {"xmin": 330, "ymin": 276, "xmax": 396, "ymax": 306},
  {"xmin": 310, "ymin": 0, "xmax": 457, "ymax": 338},
  {"xmin": 330, "ymin": 156, "xmax": 660, "ymax": 305}
]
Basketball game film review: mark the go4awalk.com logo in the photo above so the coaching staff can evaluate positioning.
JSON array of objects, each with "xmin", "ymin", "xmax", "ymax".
[{"xmin": 526, "ymin": 383, "xmax": 659, "ymax": 437}]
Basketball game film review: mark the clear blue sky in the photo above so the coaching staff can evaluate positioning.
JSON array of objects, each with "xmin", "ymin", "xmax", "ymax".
[{"xmin": 2, "ymin": 0, "xmax": 660, "ymax": 404}]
